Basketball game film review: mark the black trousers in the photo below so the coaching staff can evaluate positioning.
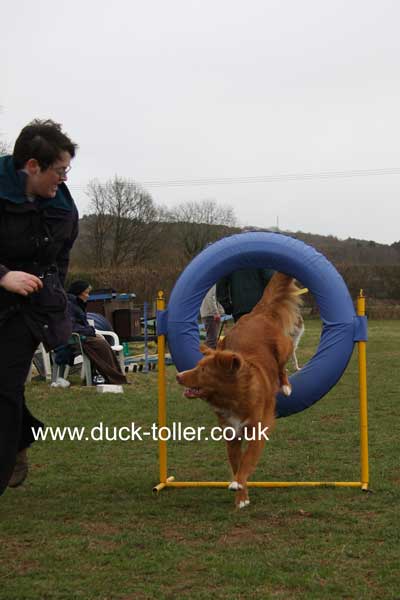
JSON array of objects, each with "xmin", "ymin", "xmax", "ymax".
[{"xmin": 0, "ymin": 314, "xmax": 44, "ymax": 495}]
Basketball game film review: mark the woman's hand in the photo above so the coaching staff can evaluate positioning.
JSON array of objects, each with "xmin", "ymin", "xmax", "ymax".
[{"xmin": 0, "ymin": 271, "xmax": 43, "ymax": 296}]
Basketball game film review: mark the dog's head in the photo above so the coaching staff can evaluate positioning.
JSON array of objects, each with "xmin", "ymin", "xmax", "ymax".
[{"xmin": 176, "ymin": 344, "xmax": 244, "ymax": 400}]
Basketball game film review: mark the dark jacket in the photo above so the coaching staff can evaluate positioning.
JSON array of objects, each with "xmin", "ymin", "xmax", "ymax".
[
  {"xmin": 67, "ymin": 294, "xmax": 96, "ymax": 338},
  {"xmin": 216, "ymin": 268, "xmax": 274, "ymax": 320},
  {"xmin": 54, "ymin": 295, "xmax": 95, "ymax": 367},
  {"xmin": 0, "ymin": 155, "xmax": 79, "ymax": 349}
]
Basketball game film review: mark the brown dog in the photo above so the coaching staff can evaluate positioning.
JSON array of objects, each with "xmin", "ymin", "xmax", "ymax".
[{"xmin": 176, "ymin": 272, "xmax": 303, "ymax": 508}]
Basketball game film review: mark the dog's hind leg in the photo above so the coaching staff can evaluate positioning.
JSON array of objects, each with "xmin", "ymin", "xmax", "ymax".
[
  {"xmin": 291, "ymin": 319, "xmax": 304, "ymax": 371},
  {"xmin": 279, "ymin": 368, "xmax": 292, "ymax": 396},
  {"xmin": 292, "ymin": 350, "xmax": 301, "ymax": 371}
]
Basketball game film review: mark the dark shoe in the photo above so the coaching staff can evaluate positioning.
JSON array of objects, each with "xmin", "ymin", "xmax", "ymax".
[{"xmin": 8, "ymin": 449, "xmax": 28, "ymax": 488}]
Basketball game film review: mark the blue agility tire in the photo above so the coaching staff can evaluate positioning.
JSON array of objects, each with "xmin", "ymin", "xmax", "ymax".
[{"xmin": 165, "ymin": 232, "xmax": 358, "ymax": 417}]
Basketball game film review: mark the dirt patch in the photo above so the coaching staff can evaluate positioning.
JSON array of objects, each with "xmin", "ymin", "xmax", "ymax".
[
  {"xmin": 0, "ymin": 556, "xmax": 39, "ymax": 577},
  {"xmin": 217, "ymin": 523, "xmax": 270, "ymax": 546},
  {"xmin": 88, "ymin": 538, "xmax": 122, "ymax": 552},
  {"xmin": 80, "ymin": 521, "xmax": 123, "ymax": 536},
  {"xmin": 319, "ymin": 414, "xmax": 343, "ymax": 423}
]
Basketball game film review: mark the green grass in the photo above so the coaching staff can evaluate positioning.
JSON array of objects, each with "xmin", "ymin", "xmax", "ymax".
[{"xmin": 0, "ymin": 320, "xmax": 399, "ymax": 600}]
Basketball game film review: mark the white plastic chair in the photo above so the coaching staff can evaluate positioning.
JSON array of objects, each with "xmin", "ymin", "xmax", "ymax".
[
  {"xmin": 51, "ymin": 328, "xmax": 124, "ymax": 386},
  {"xmin": 27, "ymin": 343, "xmax": 52, "ymax": 383}
]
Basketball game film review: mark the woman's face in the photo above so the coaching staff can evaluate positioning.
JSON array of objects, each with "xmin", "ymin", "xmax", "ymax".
[
  {"xmin": 25, "ymin": 151, "xmax": 72, "ymax": 198},
  {"xmin": 78, "ymin": 287, "xmax": 91, "ymax": 303}
]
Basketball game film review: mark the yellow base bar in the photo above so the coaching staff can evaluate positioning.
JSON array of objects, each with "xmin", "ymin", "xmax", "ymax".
[
  {"xmin": 156, "ymin": 480, "xmax": 365, "ymax": 489},
  {"xmin": 153, "ymin": 476, "xmax": 175, "ymax": 493}
]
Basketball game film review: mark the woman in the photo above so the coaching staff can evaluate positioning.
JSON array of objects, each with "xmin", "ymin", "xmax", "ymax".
[
  {"xmin": 0, "ymin": 119, "xmax": 78, "ymax": 492},
  {"xmin": 67, "ymin": 280, "xmax": 127, "ymax": 385}
]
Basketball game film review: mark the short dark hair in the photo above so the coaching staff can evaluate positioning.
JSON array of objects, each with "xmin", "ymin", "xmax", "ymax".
[
  {"xmin": 13, "ymin": 119, "xmax": 78, "ymax": 170},
  {"xmin": 68, "ymin": 280, "xmax": 91, "ymax": 296}
]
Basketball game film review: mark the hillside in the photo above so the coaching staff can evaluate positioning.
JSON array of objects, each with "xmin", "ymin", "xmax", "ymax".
[
  {"xmin": 288, "ymin": 230, "xmax": 400, "ymax": 266},
  {"xmin": 72, "ymin": 217, "xmax": 400, "ymax": 268},
  {"xmin": 69, "ymin": 218, "xmax": 400, "ymax": 306}
]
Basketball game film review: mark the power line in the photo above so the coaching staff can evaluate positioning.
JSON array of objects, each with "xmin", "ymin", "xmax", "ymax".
[{"xmin": 67, "ymin": 166, "xmax": 400, "ymax": 193}]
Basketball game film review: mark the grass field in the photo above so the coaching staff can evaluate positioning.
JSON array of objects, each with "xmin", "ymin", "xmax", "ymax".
[{"xmin": 0, "ymin": 320, "xmax": 399, "ymax": 600}]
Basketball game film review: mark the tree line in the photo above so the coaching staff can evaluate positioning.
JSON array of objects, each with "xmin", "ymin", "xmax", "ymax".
[
  {"xmin": 0, "ymin": 147, "xmax": 397, "ymax": 307},
  {"xmin": 2, "ymin": 122, "xmax": 399, "ymax": 306},
  {"xmin": 71, "ymin": 176, "xmax": 237, "ymax": 270},
  {"xmin": 67, "ymin": 176, "xmax": 400, "ymax": 308}
]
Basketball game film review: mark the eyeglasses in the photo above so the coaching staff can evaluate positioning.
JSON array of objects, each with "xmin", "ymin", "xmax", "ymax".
[{"xmin": 50, "ymin": 165, "xmax": 72, "ymax": 178}]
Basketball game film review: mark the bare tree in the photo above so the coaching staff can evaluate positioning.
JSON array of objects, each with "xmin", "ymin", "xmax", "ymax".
[
  {"xmin": 0, "ymin": 135, "xmax": 10, "ymax": 156},
  {"xmin": 86, "ymin": 176, "xmax": 160, "ymax": 268},
  {"xmin": 86, "ymin": 180, "xmax": 111, "ymax": 267},
  {"xmin": 0, "ymin": 107, "xmax": 11, "ymax": 156},
  {"xmin": 169, "ymin": 199, "xmax": 237, "ymax": 259}
]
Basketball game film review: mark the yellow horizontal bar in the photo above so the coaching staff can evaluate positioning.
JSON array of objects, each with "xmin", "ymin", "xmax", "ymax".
[{"xmin": 164, "ymin": 481, "xmax": 363, "ymax": 488}]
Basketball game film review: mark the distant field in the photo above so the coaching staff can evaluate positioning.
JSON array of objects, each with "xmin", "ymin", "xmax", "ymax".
[{"xmin": 0, "ymin": 320, "xmax": 398, "ymax": 600}]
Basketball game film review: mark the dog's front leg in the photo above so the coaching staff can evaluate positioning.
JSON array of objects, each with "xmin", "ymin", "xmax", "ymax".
[
  {"xmin": 226, "ymin": 437, "xmax": 242, "ymax": 478},
  {"xmin": 224, "ymin": 432, "xmax": 248, "ymax": 504},
  {"xmin": 231, "ymin": 429, "xmax": 268, "ymax": 509},
  {"xmin": 225, "ymin": 436, "xmax": 251, "ymax": 508}
]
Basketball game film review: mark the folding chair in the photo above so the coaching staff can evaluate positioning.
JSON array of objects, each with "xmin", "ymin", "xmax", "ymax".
[
  {"xmin": 27, "ymin": 343, "xmax": 52, "ymax": 383},
  {"xmin": 51, "ymin": 329, "xmax": 124, "ymax": 386}
]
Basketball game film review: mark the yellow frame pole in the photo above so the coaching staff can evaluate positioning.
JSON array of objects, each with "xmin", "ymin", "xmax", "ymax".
[
  {"xmin": 153, "ymin": 291, "xmax": 170, "ymax": 492},
  {"xmin": 357, "ymin": 290, "xmax": 369, "ymax": 491},
  {"xmin": 154, "ymin": 291, "xmax": 369, "ymax": 493}
]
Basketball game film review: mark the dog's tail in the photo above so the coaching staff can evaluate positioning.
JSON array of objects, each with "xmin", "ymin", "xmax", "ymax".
[{"xmin": 254, "ymin": 272, "xmax": 303, "ymax": 335}]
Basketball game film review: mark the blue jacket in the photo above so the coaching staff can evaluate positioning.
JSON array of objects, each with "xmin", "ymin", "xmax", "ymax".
[{"xmin": 67, "ymin": 294, "xmax": 96, "ymax": 338}]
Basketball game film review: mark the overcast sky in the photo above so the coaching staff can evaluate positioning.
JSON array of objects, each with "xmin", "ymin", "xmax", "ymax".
[{"xmin": 2, "ymin": 0, "xmax": 400, "ymax": 244}]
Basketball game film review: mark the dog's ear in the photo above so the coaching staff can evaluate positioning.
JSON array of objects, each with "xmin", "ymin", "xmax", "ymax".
[
  {"xmin": 200, "ymin": 344, "xmax": 214, "ymax": 356},
  {"xmin": 216, "ymin": 351, "xmax": 243, "ymax": 373}
]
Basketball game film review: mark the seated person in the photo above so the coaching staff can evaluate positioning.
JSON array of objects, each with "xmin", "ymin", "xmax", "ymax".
[{"xmin": 67, "ymin": 280, "xmax": 127, "ymax": 385}]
